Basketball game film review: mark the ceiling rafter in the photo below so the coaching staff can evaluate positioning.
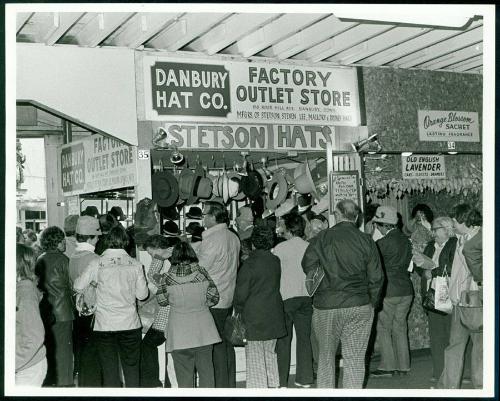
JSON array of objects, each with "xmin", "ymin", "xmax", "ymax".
[
  {"xmin": 16, "ymin": 12, "xmax": 34, "ymax": 33},
  {"xmin": 45, "ymin": 12, "xmax": 86, "ymax": 45},
  {"xmin": 445, "ymin": 54, "xmax": 483, "ymax": 72},
  {"xmin": 417, "ymin": 42, "xmax": 482, "ymax": 70},
  {"xmin": 224, "ymin": 13, "xmax": 328, "ymax": 58},
  {"xmin": 71, "ymin": 12, "xmax": 135, "ymax": 47}
]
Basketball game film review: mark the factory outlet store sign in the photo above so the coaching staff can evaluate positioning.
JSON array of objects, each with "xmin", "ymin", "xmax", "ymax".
[
  {"xmin": 418, "ymin": 110, "xmax": 480, "ymax": 142},
  {"xmin": 60, "ymin": 135, "xmax": 137, "ymax": 196},
  {"xmin": 156, "ymin": 123, "xmax": 333, "ymax": 151},
  {"xmin": 402, "ymin": 154, "xmax": 446, "ymax": 179},
  {"xmin": 143, "ymin": 56, "xmax": 361, "ymax": 127}
]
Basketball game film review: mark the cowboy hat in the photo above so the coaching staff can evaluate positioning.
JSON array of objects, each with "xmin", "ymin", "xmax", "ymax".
[
  {"xmin": 152, "ymin": 171, "xmax": 179, "ymax": 208},
  {"xmin": 265, "ymin": 170, "xmax": 289, "ymax": 211},
  {"xmin": 294, "ymin": 160, "xmax": 318, "ymax": 200},
  {"xmin": 226, "ymin": 171, "xmax": 246, "ymax": 201}
]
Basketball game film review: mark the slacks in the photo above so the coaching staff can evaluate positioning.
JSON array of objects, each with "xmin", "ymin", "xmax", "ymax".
[
  {"xmin": 313, "ymin": 304, "xmax": 374, "ymax": 388},
  {"xmin": 44, "ymin": 320, "xmax": 74, "ymax": 386},
  {"xmin": 276, "ymin": 296, "xmax": 314, "ymax": 387},
  {"xmin": 140, "ymin": 327, "xmax": 171, "ymax": 387},
  {"xmin": 246, "ymin": 339, "xmax": 279, "ymax": 388},
  {"xmin": 93, "ymin": 328, "xmax": 142, "ymax": 387},
  {"xmin": 427, "ymin": 309, "xmax": 452, "ymax": 379},
  {"xmin": 16, "ymin": 358, "xmax": 48, "ymax": 387},
  {"xmin": 171, "ymin": 345, "xmax": 214, "ymax": 388},
  {"xmin": 73, "ymin": 314, "xmax": 102, "ymax": 387},
  {"xmin": 376, "ymin": 295, "xmax": 413, "ymax": 372},
  {"xmin": 210, "ymin": 307, "xmax": 236, "ymax": 387}
]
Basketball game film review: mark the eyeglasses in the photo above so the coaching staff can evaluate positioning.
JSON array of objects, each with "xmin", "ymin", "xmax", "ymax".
[{"xmin": 431, "ymin": 226, "xmax": 446, "ymax": 231}]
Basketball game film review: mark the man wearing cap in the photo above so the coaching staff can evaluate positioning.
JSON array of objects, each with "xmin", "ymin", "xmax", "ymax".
[
  {"xmin": 69, "ymin": 216, "xmax": 103, "ymax": 387},
  {"xmin": 370, "ymin": 206, "xmax": 413, "ymax": 378},
  {"xmin": 235, "ymin": 206, "xmax": 254, "ymax": 263},
  {"xmin": 301, "ymin": 199, "xmax": 383, "ymax": 388},
  {"xmin": 64, "ymin": 215, "xmax": 79, "ymax": 258},
  {"xmin": 197, "ymin": 201, "xmax": 241, "ymax": 388}
]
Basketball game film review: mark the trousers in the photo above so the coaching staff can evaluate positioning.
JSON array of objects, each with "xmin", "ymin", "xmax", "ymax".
[
  {"xmin": 140, "ymin": 327, "xmax": 171, "ymax": 387},
  {"xmin": 16, "ymin": 358, "xmax": 47, "ymax": 387},
  {"xmin": 171, "ymin": 345, "xmax": 214, "ymax": 388},
  {"xmin": 210, "ymin": 307, "xmax": 236, "ymax": 387},
  {"xmin": 276, "ymin": 296, "xmax": 314, "ymax": 387},
  {"xmin": 44, "ymin": 320, "xmax": 74, "ymax": 386},
  {"xmin": 246, "ymin": 339, "xmax": 279, "ymax": 388},
  {"xmin": 313, "ymin": 304, "xmax": 374, "ymax": 388},
  {"xmin": 376, "ymin": 295, "xmax": 413, "ymax": 372}
]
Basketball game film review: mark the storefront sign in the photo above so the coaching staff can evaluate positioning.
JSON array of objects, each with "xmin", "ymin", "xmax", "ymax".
[
  {"xmin": 418, "ymin": 110, "xmax": 480, "ymax": 142},
  {"xmin": 402, "ymin": 154, "xmax": 446, "ymax": 179},
  {"xmin": 157, "ymin": 123, "xmax": 333, "ymax": 151},
  {"xmin": 329, "ymin": 171, "xmax": 361, "ymax": 211},
  {"xmin": 60, "ymin": 135, "xmax": 137, "ymax": 196},
  {"xmin": 143, "ymin": 56, "xmax": 361, "ymax": 126}
]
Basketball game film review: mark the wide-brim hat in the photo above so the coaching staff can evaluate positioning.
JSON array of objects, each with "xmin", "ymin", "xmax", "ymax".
[
  {"xmin": 178, "ymin": 168, "xmax": 195, "ymax": 201},
  {"xmin": 294, "ymin": 160, "xmax": 318, "ymax": 199},
  {"xmin": 241, "ymin": 171, "xmax": 264, "ymax": 200},
  {"xmin": 152, "ymin": 171, "xmax": 179, "ymax": 208},
  {"xmin": 220, "ymin": 172, "xmax": 240, "ymax": 204},
  {"xmin": 159, "ymin": 205, "xmax": 179, "ymax": 220},
  {"xmin": 226, "ymin": 171, "xmax": 246, "ymax": 201},
  {"xmin": 188, "ymin": 176, "xmax": 213, "ymax": 205},
  {"xmin": 162, "ymin": 219, "xmax": 180, "ymax": 236},
  {"xmin": 186, "ymin": 206, "xmax": 202, "ymax": 220},
  {"xmin": 266, "ymin": 171, "xmax": 289, "ymax": 211},
  {"xmin": 275, "ymin": 197, "xmax": 297, "ymax": 217}
]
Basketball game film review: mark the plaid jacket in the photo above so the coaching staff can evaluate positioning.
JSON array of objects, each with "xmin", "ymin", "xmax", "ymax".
[
  {"xmin": 156, "ymin": 261, "xmax": 219, "ymax": 308},
  {"xmin": 147, "ymin": 257, "xmax": 170, "ymax": 331}
]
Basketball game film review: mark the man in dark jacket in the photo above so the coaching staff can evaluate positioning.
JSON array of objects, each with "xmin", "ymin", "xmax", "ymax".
[
  {"xmin": 301, "ymin": 199, "xmax": 383, "ymax": 388},
  {"xmin": 370, "ymin": 206, "xmax": 413, "ymax": 377}
]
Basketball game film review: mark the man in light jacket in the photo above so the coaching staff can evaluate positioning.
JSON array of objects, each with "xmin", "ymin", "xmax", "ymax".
[
  {"xmin": 197, "ymin": 201, "xmax": 240, "ymax": 388},
  {"xmin": 301, "ymin": 199, "xmax": 383, "ymax": 388}
]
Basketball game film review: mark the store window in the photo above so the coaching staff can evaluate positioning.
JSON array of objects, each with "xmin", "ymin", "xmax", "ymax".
[{"xmin": 25, "ymin": 210, "xmax": 46, "ymax": 220}]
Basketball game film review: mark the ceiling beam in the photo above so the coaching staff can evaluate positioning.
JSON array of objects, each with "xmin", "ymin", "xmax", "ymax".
[
  {"xmin": 44, "ymin": 12, "xmax": 86, "ymax": 45},
  {"xmin": 16, "ymin": 12, "xmax": 34, "ymax": 33},
  {"xmin": 73, "ymin": 12, "xmax": 135, "ymax": 47},
  {"xmin": 445, "ymin": 54, "xmax": 483, "ymax": 72},
  {"xmin": 418, "ymin": 42, "xmax": 482, "ymax": 70}
]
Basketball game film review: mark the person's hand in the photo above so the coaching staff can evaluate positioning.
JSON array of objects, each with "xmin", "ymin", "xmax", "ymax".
[{"xmin": 423, "ymin": 270, "xmax": 432, "ymax": 280}]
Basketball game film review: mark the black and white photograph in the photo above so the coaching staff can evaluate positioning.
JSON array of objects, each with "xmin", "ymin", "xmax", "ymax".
[{"xmin": 4, "ymin": 3, "xmax": 495, "ymax": 398}]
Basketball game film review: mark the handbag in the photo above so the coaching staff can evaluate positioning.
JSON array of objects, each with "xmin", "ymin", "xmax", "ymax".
[
  {"xmin": 434, "ymin": 268, "xmax": 452, "ymax": 314},
  {"xmin": 223, "ymin": 312, "xmax": 247, "ymax": 347},
  {"xmin": 422, "ymin": 265, "xmax": 451, "ymax": 315},
  {"xmin": 305, "ymin": 265, "xmax": 325, "ymax": 297}
]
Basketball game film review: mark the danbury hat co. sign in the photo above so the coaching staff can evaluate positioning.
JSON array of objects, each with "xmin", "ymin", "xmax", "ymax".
[{"xmin": 143, "ymin": 55, "xmax": 361, "ymax": 127}]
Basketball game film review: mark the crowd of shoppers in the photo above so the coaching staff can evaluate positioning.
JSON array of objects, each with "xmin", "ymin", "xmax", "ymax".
[{"xmin": 14, "ymin": 199, "xmax": 482, "ymax": 390}]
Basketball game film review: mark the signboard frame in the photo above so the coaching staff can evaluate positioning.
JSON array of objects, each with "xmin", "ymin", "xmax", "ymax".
[
  {"xmin": 417, "ymin": 110, "xmax": 480, "ymax": 142},
  {"xmin": 329, "ymin": 170, "xmax": 361, "ymax": 213}
]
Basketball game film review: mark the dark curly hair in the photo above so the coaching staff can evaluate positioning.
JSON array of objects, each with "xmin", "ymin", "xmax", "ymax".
[
  {"xmin": 411, "ymin": 204, "xmax": 434, "ymax": 223},
  {"xmin": 283, "ymin": 213, "xmax": 305, "ymax": 238},
  {"xmin": 251, "ymin": 225, "xmax": 275, "ymax": 250},
  {"xmin": 105, "ymin": 226, "xmax": 129, "ymax": 249},
  {"xmin": 40, "ymin": 226, "xmax": 65, "ymax": 251},
  {"xmin": 450, "ymin": 203, "xmax": 482, "ymax": 227}
]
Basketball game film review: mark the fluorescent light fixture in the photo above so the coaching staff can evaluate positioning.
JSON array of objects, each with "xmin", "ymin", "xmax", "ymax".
[{"xmin": 401, "ymin": 152, "xmax": 413, "ymax": 156}]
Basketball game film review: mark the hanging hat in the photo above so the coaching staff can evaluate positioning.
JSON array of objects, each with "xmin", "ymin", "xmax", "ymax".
[
  {"xmin": 186, "ymin": 221, "xmax": 202, "ymax": 234},
  {"xmin": 186, "ymin": 206, "xmax": 202, "ymax": 220},
  {"xmin": 226, "ymin": 171, "xmax": 246, "ymax": 201},
  {"xmin": 109, "ymin": 206, "xmax": 126, "ymax": 221},
  {"xmin": 187, "ymin": 164, "xmax": 212, "ymax": 205},
  {"xmin": 294, "ymin": 160, "xmax": 318, "ymax": 199},
  {"xmin": 265, "ymin": 171, "xmax": 289, "ymax": 211},
  {"xmin": 178, "ymin": 168, "xmax": 195, "ymax": 201},
  {"xmin": 159, "ymin": 205, "xmax": 179, "ymax": 220},
  {"xmin": 162, "ymin": 220, "xmax": 180, "ymax": 236},
  {"xmin": 275, "ymin": 197, "xmax": 297, "ymax": 217},
  {"xmin": 219, "ymin": 172, "xmax": 240, "ymax": 204},
  {"xmin": 209, "ymin": 174, "xmax": 221, "ymax": 197},
  {"xmin": 152, "ymin": 171, "xmax": 179, "ymax": 208},
  {"xmin": 186, "ymin": 222, "xmax": 204, "ymax": 241},
  {"xmin": 241, "ymin": 171, "xmax": 264, "ymax": 200},
  {"xmin": 251, "ymin": 196, "xmax": 265, "ymax": 218},
  {"xmin": 297, "ymin": 194, "xmax": 313, "ymax": 214}
]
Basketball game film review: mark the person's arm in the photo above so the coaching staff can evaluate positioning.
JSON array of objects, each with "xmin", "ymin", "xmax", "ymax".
[
  {"xmin": 233, "ymin": 259, "xmax": 251, "ymax": 314},
  {"xmin": 156, "ymin": 275, "xmax": 170, "ymax": 306},
  {"xmin": 198, "ymin": 265, "xmax": 220, "ymax": 307},
  {"xmin": 197, "ymin": 238, "xmax": 218, "ymax": 271},
  {"xmin": 301, "ymin": 236, "xmax": 321, "ymax": 275},
  {"xmin": 147, "ymin": 256, "xmax": 167, "ymax": 287},
  {"xmin": 366, "ymin": 239, "xmax": 384, "ymax": 308},
  {"xmin": 73, "ymin": 258, "xmax": 98, "ymax": 293}
]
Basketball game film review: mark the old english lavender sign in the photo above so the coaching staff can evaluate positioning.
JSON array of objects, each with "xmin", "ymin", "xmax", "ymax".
[{"xmin": 418, "ymin": 110, "xmax": 480, "ymax": 142}]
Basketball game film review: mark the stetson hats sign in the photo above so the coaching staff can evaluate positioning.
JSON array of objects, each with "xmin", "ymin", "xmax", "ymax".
[
  {"xmin": 266, "ymin": 171, "xmax": 289, "ymax": 210},
  {"xmin": 152, "ymin": 171, "xmax": 179, "ymax": 207}
]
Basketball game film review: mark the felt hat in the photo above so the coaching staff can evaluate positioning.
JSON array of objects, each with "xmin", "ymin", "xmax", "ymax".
[
  {"xmin": 297, "ymin": 194, "xmax": 312, "ymax": 214},
  {"xmin": 186, "ymin": 222, "xmax": 204, "ymax": 241},
  {"xmin": 265, "ymin": 171, "xmax": 289, "ymax": 211},
  {"xmin": 275, "ymin": 197, "xmax": 297, "ymax": 217},
  {"xmin": 294, "ymin": 160, "xmax": 318, "ymax": 199},
  {"xmin": 158, "ymin": 205, "xmax": 179, "ymax": 220},
  {"xmin": 76, "ymin": 216, "xmax": 102, "ymax": 236},
  {"xmin": 186, "ymin": 206, "xmax": 202, "ymax": 220},
  {"xmin": 178, "ymin": 168, "xmax": 195, "ymax": 202},
  {"xmin": 241, "ymin": 171, "xmax": 264, "ymax": 200},
  {"xmin": 109, "ymin": 206, "xmax": 126, "ymax": 221},
  {"xmin": 81, "ymin": 206, "xmax": 99, "ymax": 218},
  {"xmin": 186, "ymin": 221, "xmax": 202, "ymax": 234},
  {"xmin": 226, "ymin": 171, "xmax": 246, "ymax": 201},
  {"xmin": 372, "ymin": 206, "xmax": 398, "ymax": 225},
  {"xmin": 219, "ymin": 172, "xmax": 240, "ymax": 204},
  {"xmin": 64, "ymin": 214, "xmax": 79, "ymax": 233},
  {"xmin": 152, "ymin": 171, "xmax": 179, "ymax": 207},
  {"xmin": 188, "ymin": 164, "xmax": 212, "ymax": 205},
  {"xmin": 162, "ymin": 220, "xmax": 180, "ymax": 236}
]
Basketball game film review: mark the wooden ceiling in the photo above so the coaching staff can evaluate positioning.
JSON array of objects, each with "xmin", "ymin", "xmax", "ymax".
[{"xmin": 16, "ymin": 10, "xmax": 483, "ymax": 74}]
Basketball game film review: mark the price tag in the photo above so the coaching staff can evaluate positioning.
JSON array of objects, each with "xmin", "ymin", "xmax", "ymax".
[{"xmin": 138, "ymin": 149, "xmax": 150, "ymax": 160}]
